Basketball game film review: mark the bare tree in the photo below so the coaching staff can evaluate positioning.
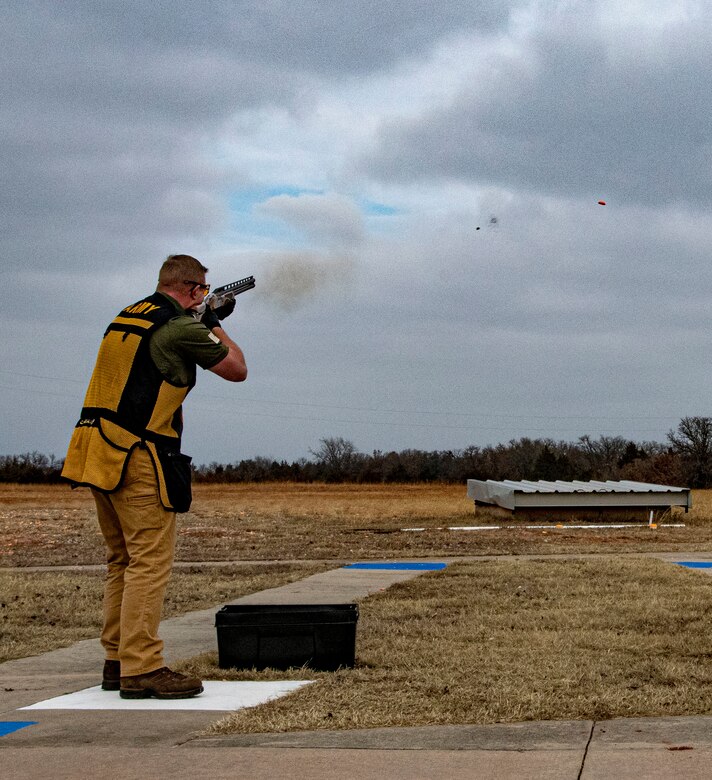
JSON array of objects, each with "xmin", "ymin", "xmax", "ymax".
[
  {"xmin": 309, "ymin": 437, "xmax": 359, "ymax": 480},
  {"xmin": 667, "ymin": 416, "xmax": 712, "ymax": 487},
  {"xmin": 578, "ymin": 435, "xmax": 629, "ymax": 480}
]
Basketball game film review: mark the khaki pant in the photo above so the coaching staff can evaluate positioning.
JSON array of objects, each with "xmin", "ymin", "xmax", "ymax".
[{"xmin": 92, "ymin": 447, "xmax": 176, "ymax": 677}]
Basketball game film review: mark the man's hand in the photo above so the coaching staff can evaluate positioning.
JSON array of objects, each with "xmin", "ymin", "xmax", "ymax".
[
  {"xmin": 199, "ymin": 294, "xmax": 236, "ymax": 329},
  {"xmin": 200, "ymin": 307, "xmax": 221, "ymax": 330},
  {"xmin": 211, "ymin": 296, "xmax": 236, "ymax": 321}
]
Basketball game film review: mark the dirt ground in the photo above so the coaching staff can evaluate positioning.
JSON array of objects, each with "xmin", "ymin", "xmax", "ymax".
[{"xmin": 2, "ymin": 482, "xmax": 711, "ymax": 567}]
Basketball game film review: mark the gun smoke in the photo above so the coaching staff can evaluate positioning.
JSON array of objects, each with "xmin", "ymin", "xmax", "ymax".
[{"xmin": 259, "ymin": 251, "xmax": 355, "ymax": 310}]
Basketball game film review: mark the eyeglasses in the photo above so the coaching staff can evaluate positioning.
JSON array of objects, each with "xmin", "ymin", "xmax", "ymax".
[{"xmin": 184, "ymin": 280, "xmax": 210, "ymax": 296}]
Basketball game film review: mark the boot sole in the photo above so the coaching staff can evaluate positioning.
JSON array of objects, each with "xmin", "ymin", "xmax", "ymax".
[{"xmin": 120, "ymin": 685, "xmax": 204, "ymax": 700}]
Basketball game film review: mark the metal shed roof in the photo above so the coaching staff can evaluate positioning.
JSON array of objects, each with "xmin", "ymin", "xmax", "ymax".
[{"xmin": 466, "ymin": 479, "xmax": 691, "ymax": 511}]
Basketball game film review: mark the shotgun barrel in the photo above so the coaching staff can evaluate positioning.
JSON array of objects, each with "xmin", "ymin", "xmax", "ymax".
[{"xmin": 212, "ymin": 276, "xmax": 256, "ymax": 296}]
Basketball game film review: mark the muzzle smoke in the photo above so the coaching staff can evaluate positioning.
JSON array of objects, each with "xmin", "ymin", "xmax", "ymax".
[{"xmin": 259, "ymin": 252, "xmax": 354, "ymax": 310}]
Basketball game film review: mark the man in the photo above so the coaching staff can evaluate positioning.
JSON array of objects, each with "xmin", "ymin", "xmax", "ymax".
[{"xmin": 61, "ymin": 254, "xmax": 247, "ymax": 699}]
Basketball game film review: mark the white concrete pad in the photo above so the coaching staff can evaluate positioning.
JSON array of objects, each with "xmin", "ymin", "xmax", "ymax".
[{"xmin": 20, "ymin": 680, "xmax": 312, "ymax": 711}]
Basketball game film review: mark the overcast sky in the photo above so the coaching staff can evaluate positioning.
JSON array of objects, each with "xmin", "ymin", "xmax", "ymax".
[{"xmin": 2, "ymin": 0, "xmax": 712, "ymax": 466}]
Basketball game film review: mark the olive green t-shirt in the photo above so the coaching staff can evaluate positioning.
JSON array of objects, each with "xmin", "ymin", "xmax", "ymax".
[{"xmin": 149, "ymin": 293, "xmax": 229, "ymax": 386}]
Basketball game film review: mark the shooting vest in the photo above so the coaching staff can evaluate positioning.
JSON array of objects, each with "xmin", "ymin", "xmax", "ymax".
[{"xmin": 61, "ymin": 293, "xmax": 194, "ymax": 509}]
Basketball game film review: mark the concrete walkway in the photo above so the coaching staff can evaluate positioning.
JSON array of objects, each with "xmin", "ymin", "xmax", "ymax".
[{"xmin": 4, "ymin": 558, "xmax": 712, "ymax": 778}]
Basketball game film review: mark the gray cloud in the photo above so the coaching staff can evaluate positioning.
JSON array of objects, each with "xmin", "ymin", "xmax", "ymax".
[
  {"xmin": 1, "ymin": 1, "xmax": 509, "ymax": 280},
  {"xmin": 257, "ymin": 193, "xmax": 365, "ymax": 246},
  {"xmin": 362, "ymin": 15, "xmax": 712, "ymax": 207},
  {"xmin": 7, "ymin": 1, "xmax": 511, "ymax": 75},
  {"xmin": 4, "ymin": 1, "xmax": 712, "ymax": 463}
]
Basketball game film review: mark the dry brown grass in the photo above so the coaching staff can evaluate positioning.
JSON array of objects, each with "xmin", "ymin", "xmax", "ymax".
[
  {"xmin": 203, "ymin": 557, "xmax": 712, "ymax": 733},
  {"xmin": 2, "ymin": 482, "xmax": 712, "ymax": 567},
  {"xmin": 0, "ymin": 563, "xmax": 330, "ymax": 663},
  {"xmin": 4, "ymin": 481, "xmax": 712, "ymax": 731}
]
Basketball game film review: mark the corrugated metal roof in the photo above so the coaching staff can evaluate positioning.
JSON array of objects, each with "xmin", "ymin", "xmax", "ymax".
[
  {"xmin": 466, "ymin": 479, "xmax": 691, "ymax": 512},
  {"xmin": 491, "ymin": 479, "xmax": 687, "ymax": 494}
]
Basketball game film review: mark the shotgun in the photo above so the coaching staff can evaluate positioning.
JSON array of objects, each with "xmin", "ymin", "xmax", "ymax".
[{"xmin": 193, "ymin": 275, "xmax": 255, "ymax": 320}]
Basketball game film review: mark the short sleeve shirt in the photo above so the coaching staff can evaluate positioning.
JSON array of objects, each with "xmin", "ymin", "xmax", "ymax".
[{"xmin": 149, "ymin": 293, "xmax": 229, "ymax": 386}]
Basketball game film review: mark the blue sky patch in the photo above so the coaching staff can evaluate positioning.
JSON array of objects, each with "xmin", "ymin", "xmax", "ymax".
[
  {"xmin": 229, "ymin": 186, "xmax": 324, "ymax": 214},
  {"xmin": 360, "ymin": 200, "xmax": 398, "ymax": 216}
]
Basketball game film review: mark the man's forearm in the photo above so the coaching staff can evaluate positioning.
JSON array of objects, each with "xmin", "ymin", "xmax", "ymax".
[{"xmin": 210, "ymin": 326, "xmax": 247, "ymax": 381}]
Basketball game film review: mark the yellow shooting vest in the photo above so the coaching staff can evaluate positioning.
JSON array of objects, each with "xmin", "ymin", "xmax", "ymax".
[{"xmin": 61, "ymin": 293, "xmax": 194, "ymax": 509}]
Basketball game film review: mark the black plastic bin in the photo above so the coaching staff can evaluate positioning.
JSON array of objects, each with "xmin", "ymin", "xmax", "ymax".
[{"xmin": 215, "ymin": 603, "xmax": 358, "ymax": 671}]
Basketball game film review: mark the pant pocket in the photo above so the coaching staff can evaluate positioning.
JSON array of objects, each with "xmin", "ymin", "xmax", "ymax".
[{"xmin": 126, "ymin": 492, "xmax": 160, "ymax": 508}]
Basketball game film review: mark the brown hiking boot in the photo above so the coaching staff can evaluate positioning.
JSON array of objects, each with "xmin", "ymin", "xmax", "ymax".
[
  {"xmin": 102, "ymin": 659, "xmax": 121, "ymax": 691},
  {"xmin": 119, "ymin": 667, "xmax": 204, "ymax": 700}
]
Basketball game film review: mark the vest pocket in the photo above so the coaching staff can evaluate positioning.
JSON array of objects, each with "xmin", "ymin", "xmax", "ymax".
[
  {"xmin": 155, "ymin": 448, "xmax": 193, "ymax": 513},
  {"xmin": 61, "ymin": 421, "xmax": 136, "ymax": 492}
]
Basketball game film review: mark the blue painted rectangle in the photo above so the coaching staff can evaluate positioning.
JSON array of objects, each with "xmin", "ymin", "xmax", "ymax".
[
  {"xmin": 677, "ymin": 561, "xmax": 712, "ymax": 569},
  {"xmin": 344, "ymin": 562, "xmax": 447, "ymax": 571},
  {"xmin": 0, "ymin": 722, "xmax": 37, "ymax": 737}
]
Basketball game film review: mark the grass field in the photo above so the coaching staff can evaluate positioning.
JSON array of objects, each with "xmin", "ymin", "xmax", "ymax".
[
  {"xmin": 2, "ymin": 482, "xmax": 711, "ymax": 567},
  {"xmin": 0, "ymin": 563, "xmax": 330, "ymax": 663},
  {"xmin": 199, "ymin": 557, "xmax": 712, "ymax": 732},
  {"xmin": 3, "ymin": 482, "xmax": 712, "ymax": 732}
]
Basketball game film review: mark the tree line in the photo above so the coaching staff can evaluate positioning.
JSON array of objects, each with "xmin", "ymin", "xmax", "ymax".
[{"xmin": 6, "ymin": 417, "xmax": 712, "ymax": 487}]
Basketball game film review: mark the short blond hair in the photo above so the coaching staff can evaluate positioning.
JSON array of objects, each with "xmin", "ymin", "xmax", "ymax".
[{"xmin": 158, "ymin": 254, "xmax": 209, "ymax": 287}]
